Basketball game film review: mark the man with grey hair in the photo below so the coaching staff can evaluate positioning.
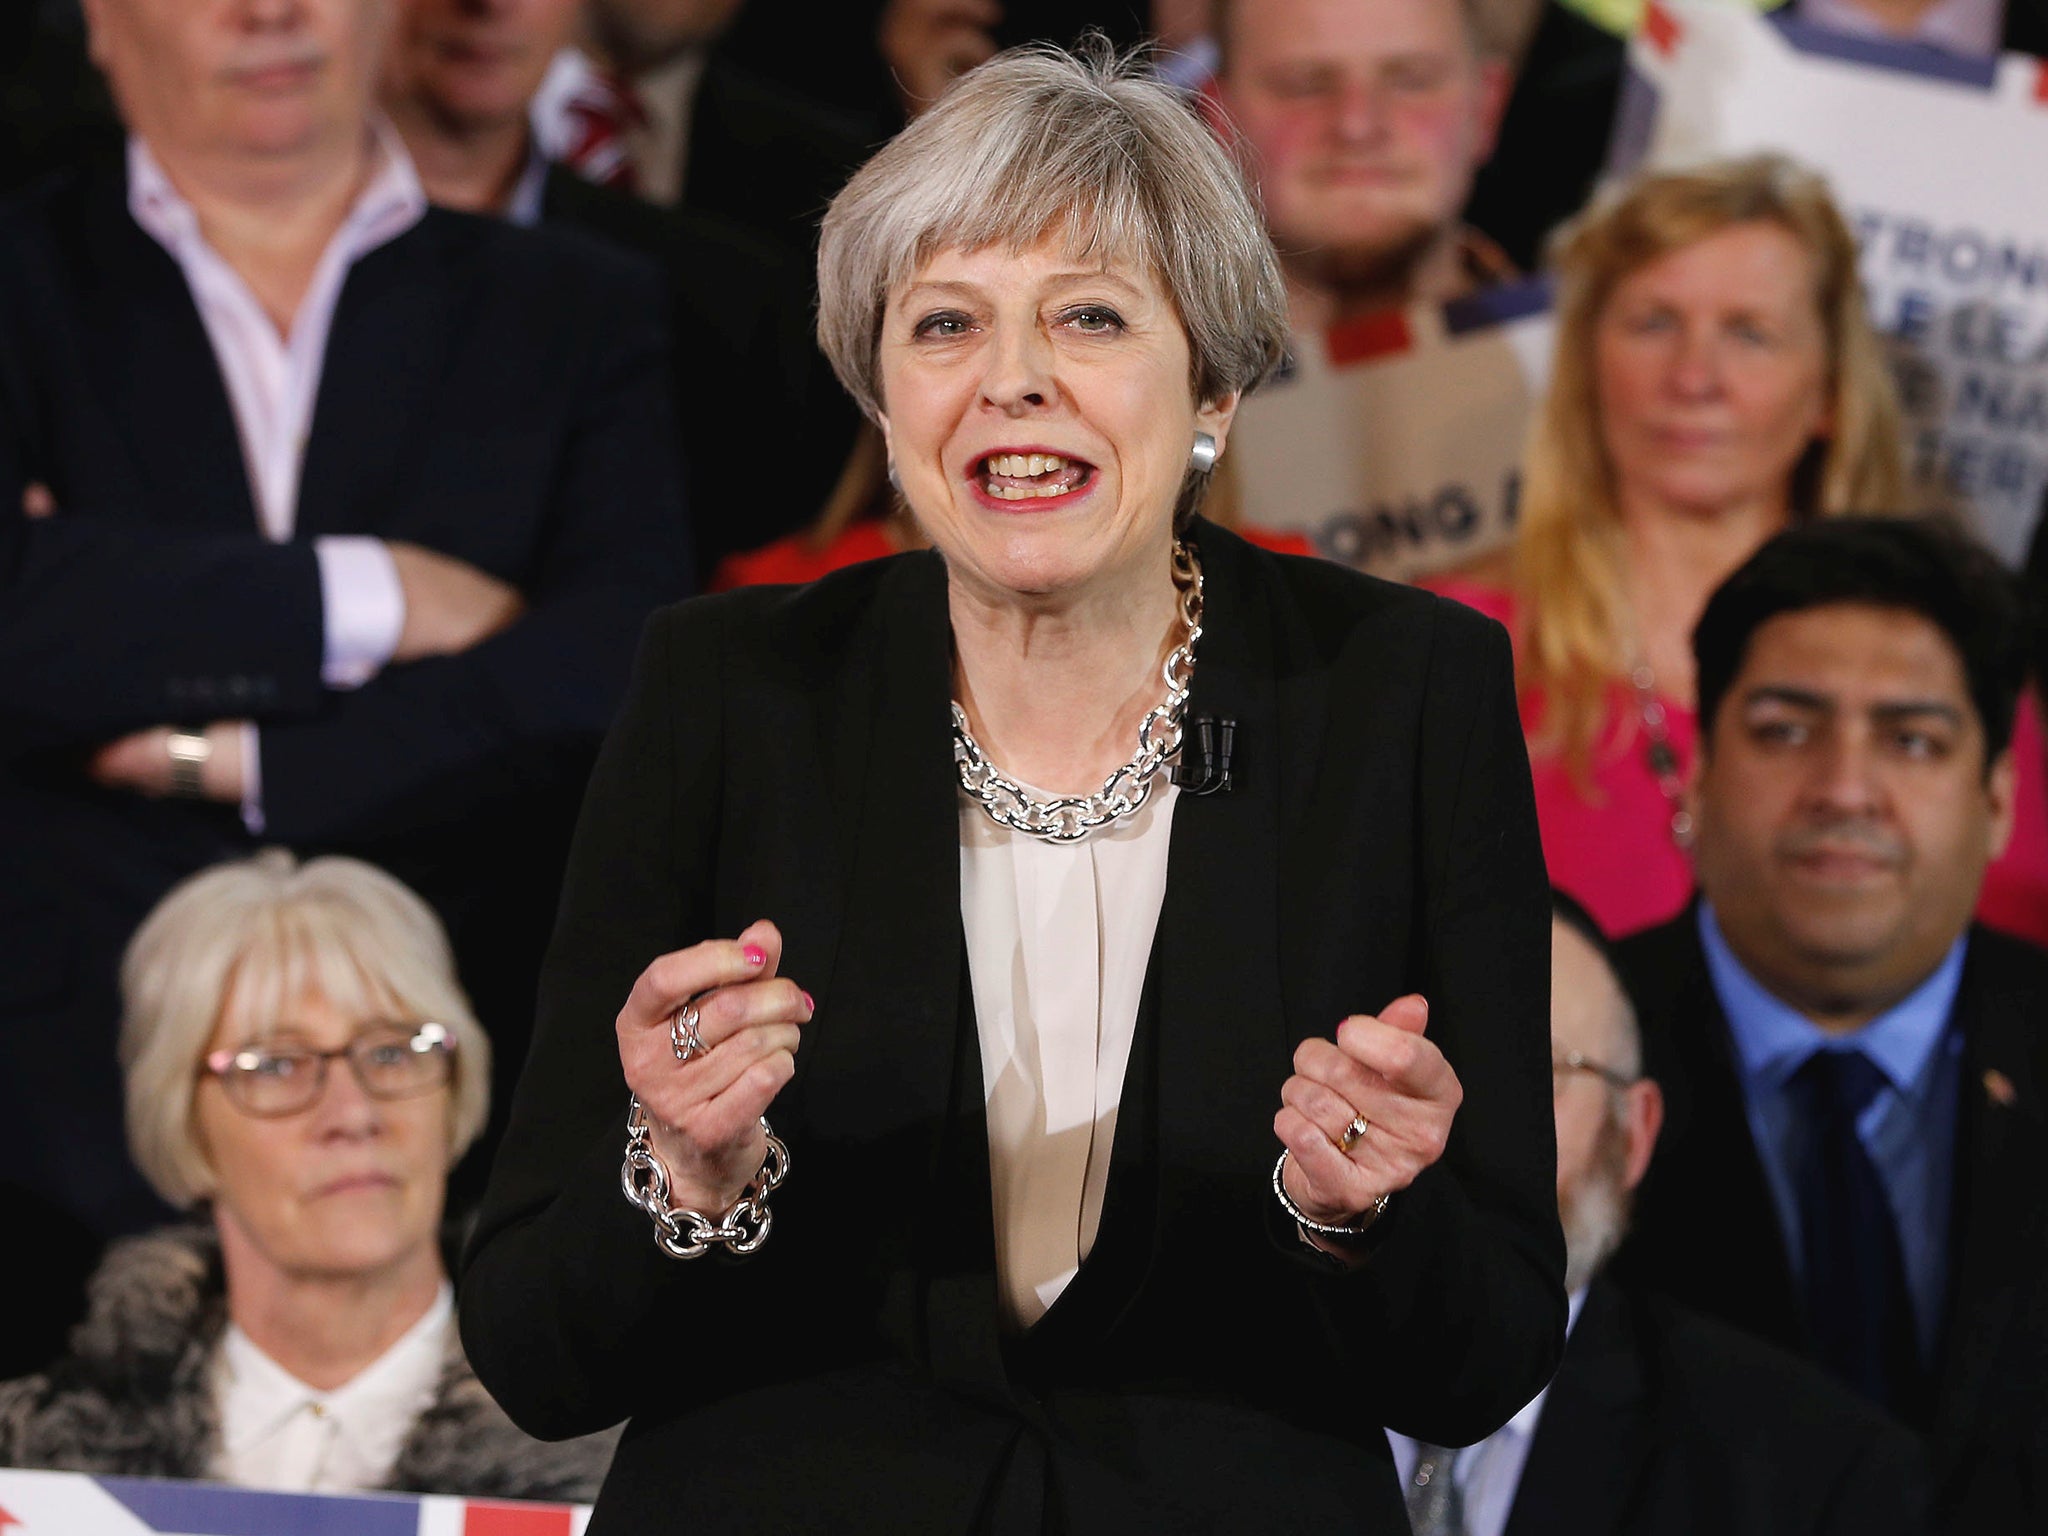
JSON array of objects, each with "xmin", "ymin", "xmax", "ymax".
[
  {"xmin": 1210, "ymin": 0, "xmax": 1519, "ymax": 331},
  {"xmin": 0, "ymin": 0, "xmax": 685, "ymax": 1353},
  {"xmin": 1388, "ymin": 899, "xmax": 1929, "ymax": 1536}
]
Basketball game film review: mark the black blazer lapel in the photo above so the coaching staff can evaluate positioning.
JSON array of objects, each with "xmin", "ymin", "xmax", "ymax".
[
  {"xmin": 1930, "ymin": 930, "xmax": 2048, "ymax": 1447},
  {"xmin": 294, "ymin": 214, "xmax": 464, "ymax": 541},
  {"xmin": 786, "ymin": 554, "xmax": 1001, "ymax": 1385},
  {"xmin": 1503, "ymin": 1280, "xmax": 1652, "ymax": 1536},
  {"xmin": 65, "ymin": 163, "xmax": 256, "ymax": 533},
  {"xmin": 1149, "ymin": 529, "xmax": 1296, "ymax": 1248}
]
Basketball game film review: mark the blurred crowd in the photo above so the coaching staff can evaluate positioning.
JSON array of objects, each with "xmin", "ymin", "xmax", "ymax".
[{"xmin": 2, "ymin": 0, "xmax": 2045, "ymax": 1528}]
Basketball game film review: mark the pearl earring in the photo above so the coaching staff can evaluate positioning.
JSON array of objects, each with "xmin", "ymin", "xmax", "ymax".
[{"xmin": 1189, "ymin": 431, "xmax": 1218, "ymax": 474}]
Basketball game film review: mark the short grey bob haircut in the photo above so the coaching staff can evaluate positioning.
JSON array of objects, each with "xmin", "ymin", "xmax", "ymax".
[
  {"xmin": 817, "ymin": 40, "xmax": 1291, "ymax": 424},
  {"xmin": 120, "ymin": 849, "xmax": 491, "ymax": 1210}
]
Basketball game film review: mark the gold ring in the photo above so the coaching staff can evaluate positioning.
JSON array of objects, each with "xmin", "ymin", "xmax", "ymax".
[{"xmin": 1338, "ymin": 1114, "xmax": 1369, "ymax": 1153}]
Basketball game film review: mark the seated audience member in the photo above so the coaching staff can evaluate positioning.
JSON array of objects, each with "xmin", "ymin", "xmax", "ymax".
[
  {"xmin": 382, "ymin": 0, "xmax": 855, "ymax": 576},
  {"xmin": 1436, "ymin": 155, "xmax": 2048, "ymax": 945},
  {"xmin": 546, "ymin": 0, "xmax": 871, "ymax": 252},
  {"xmin": 1391, "ymin": 895, "xmax": 1930, "ymax": 1536},
  {"xmin": 0, "ymin": 852, "xmax": 615, "ymax": 1499},
  {"xmin": 0, "ymin": 0, "xmax": 686, "ymax": 1259},
  {"xmin": 1202, "ymin": 0, "xmax": 1530, "ymax": 572},
  {"xmin": 1611, "ymin": 516, "xmax": 2048, "ymax": 1531},
  {"xmin": 1211, "ymin": 0, "xmax": 1519, "ymax": 333}
]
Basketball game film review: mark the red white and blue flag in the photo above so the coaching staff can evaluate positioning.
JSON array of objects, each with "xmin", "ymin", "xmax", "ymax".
[{"xmin": 0, "ymin": 1469, "xmax": 590, "ymax": 1536}]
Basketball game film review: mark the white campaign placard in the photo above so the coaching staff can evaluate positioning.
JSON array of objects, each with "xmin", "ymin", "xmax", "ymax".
[
  {"xmin": 1620, "ymin": 0, "xmax": 2048, "ymax": 564},
  {"xmin": 1225, "ymin": 280, "xmax": 1556, "ymax": 580}
]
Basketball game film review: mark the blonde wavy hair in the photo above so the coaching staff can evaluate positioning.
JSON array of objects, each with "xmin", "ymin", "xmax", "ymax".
[{"xmin": 1515, "ymin": 154, "xmax": 1906, "ymax": 778}]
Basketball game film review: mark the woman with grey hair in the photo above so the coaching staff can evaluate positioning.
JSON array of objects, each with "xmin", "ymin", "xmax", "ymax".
[
  {"xmin": 464, "ymin": 44, "xmax": 1562, "ymax": 1534},
  {"xmin": 0, "ymin": 851, "xmax": 613, "ymax": 1502}
]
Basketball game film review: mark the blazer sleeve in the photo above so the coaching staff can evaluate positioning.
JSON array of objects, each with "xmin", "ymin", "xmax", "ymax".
[
  {"xmin": 459, "ymin": 601, "xmax": 798, "ymax": 1440},
  {"xmin": 1296, "ymin": 602, "xmax": 1567, "ymax": 1446},
  {"xmin": 251, "ymin": 277, "xmax": 690, "ymax": 846},
  {"xmin": 0, "ymin": 207, "xmax": 333, "ymax": 755},
  {"xmin": 0, "ymin": 437, "xmax": 326, "ymax": 758}
]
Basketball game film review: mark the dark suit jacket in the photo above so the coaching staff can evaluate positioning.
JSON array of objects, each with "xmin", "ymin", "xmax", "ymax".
[
  {"xmin": 1504, "ymin": 1278, "xmax": 1930, "ymax": 1536},
  {"xmin": 460, "ymin": 524, "xmax": 1567, "ymax": 1534},
  {"xmin": 1611, "ymin": 911, "xmax": 2048, "ymax": 1533},
  {"xmin": 540, "ymin": 165, "xmax": 859, "ymax": 576},
  {"xmin": 0, "ymin": 156, "xmax": 689, "ymax": 1246}
]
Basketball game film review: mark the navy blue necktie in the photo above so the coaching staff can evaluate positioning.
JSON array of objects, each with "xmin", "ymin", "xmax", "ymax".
[{"xmin": 1789, "ymin": 1047, "xmax": 1927, "ymax": 1420}]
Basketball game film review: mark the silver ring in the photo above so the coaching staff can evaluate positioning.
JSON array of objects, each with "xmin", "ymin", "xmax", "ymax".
[
  {"xmin": 1337, "ymin": 1114, "xmax": 1369, "ymax": 1153},
  {"xmin": 670, "ymin": 1003, "xmax": 706, "ymax": 1063}
]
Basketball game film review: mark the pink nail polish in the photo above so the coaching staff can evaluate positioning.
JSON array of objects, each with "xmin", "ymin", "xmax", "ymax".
[
  {"xmin": 801, "ymin": 990, "xmax": 816, "ymax": 1015},
  {"xmin": 742, "ymin": 943, "xmax": 767, "ymax": 966}
]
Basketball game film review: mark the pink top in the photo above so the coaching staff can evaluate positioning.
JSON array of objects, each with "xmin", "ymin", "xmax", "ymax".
[{"xmin": 1435, "ymin": 579, "xmax": 2048, "ymax": 947}]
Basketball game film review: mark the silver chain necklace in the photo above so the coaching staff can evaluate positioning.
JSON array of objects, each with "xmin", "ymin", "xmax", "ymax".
[{"xmin": 952, "ymin": 542, "xmax": 1203, "ymax": 844}]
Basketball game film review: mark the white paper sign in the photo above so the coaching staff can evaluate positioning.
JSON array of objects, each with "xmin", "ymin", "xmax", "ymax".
[
  {"xmin": 1225, "ymin": 280, "xmax": 1556, "ymax": 580},
  {"xmin": 1620, "ymin": 0, "xmax": 2048, "ymax": 564}
]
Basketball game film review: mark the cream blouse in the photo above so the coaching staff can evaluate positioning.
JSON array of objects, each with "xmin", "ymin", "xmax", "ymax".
[{"xmin": 958, "ymin": 781, "xmax": 1179, "ymax": 1329}]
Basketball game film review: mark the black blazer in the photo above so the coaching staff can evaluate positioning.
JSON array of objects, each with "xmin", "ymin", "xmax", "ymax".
[
  {"xmin": 1611, "ymin": 911, "xmax": 2048, "ymax": 1532},
  {"xmin": 461, "ymin": 526, "xmax": 1567, "ymax": 1534},
  {"xmin": 1504, "ymin": 1278, "xmax": 1930, "ymax": 1536},
  {"xmin": 0, "ymin": 158, "xmax": 690, "ymax": 1242}
]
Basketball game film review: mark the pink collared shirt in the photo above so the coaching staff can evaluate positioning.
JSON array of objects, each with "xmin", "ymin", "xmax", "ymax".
[{"xmin": 127, "ymin": 130, "xmax": 428, "ymax": 826}]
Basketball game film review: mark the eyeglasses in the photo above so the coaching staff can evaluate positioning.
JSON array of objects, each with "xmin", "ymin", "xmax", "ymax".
[
  {"xmin": 1552, "ymin": 1050, "xmax": 1638, "ymax": 1096},
  {"xmin": 202, "ymin": 1022, "xmax": 455, "ymax": 1118}
]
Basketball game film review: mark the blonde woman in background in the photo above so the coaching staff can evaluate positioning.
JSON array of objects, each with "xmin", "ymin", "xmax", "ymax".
[
  {"xmin": 1437, "ymin": 153, "xmax": 2048, "ymax": 942},
  {"xmin": 0, "ymin": 851, "xmax": 613, "ymax": 1501}
]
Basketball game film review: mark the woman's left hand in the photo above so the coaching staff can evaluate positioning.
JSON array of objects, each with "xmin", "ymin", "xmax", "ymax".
[{"xmin": 1274, "ymin": 994, "xmax": 1463, "ymax": 1226}]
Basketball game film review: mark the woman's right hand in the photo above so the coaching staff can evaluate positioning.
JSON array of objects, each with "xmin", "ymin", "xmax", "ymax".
[{"xmin": 615, "ymin": 918, "xmax": 813, "ymax": 1213}]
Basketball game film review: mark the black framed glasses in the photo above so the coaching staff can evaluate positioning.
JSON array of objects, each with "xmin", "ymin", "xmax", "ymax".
[
  {"xmin": 202, "ymin": 1022, "xmax": 456, "ymax": 1118},
  {"xmin": 1552, "ymin": 1050, "xmax": 1638, "ymax": 1096}
]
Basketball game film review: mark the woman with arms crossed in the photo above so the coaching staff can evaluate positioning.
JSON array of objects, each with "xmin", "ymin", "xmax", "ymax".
[{"xmin": 462, "ymin": 45, "xmax": 1563, "ymax": 1534}]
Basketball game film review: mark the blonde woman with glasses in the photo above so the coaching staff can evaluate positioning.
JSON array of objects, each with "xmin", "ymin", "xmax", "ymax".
[{"xmin": 0, "ymin": 850, "xmax": 613, "ymax": 1501}]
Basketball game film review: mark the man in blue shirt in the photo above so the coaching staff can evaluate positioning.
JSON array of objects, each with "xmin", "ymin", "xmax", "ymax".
[{"xmin": 1611, "ymin": 516, "xmax": 2045, "ymax": 1534}]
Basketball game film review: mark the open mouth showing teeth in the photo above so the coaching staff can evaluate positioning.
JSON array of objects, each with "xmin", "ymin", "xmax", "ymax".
[{"xmin": 976, "ymin": 452, "xmax": 1094, "ymax": 501}]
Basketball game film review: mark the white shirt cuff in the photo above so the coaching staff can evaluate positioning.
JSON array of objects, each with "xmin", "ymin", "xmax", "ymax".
[
  {"xmin": 240, "ymin": 722, "xmax": 265, "ymax": 835},
  {"xmin": 315, "ymin": 536, "xmax": 405, "ymax": 690}
]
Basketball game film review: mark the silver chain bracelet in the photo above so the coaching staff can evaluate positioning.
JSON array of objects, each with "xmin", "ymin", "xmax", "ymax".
[
  {"xmin": 1271, "ymin": 1149, "xmax": 1390, "ymax": 1237},
  {"xmin": 620, "ymin": 1096, "xmax": 789, "ymax": 1259}
]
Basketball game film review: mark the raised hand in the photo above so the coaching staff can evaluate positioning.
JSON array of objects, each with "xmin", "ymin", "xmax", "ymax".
[
  {"xmin": 1274, "ymin": 994, "xmax": 1463, "ymax": 1228},
  {"xmin": 615, "ymin": 918, "xmax": 814, "ymax": 1213}
]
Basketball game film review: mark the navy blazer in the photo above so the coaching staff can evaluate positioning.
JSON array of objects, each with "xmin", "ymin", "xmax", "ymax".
[
  {"xmin": 461, "ymin": 525, "xmax": 1567, "ymax": 1534},
  {"xmin": 1612, "ymin": 911, "xmax": 2048, "ymax": 1534},
  {"xmin": 0, "ymin": 157, "xmax": 690, "ymax": 1252}
]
